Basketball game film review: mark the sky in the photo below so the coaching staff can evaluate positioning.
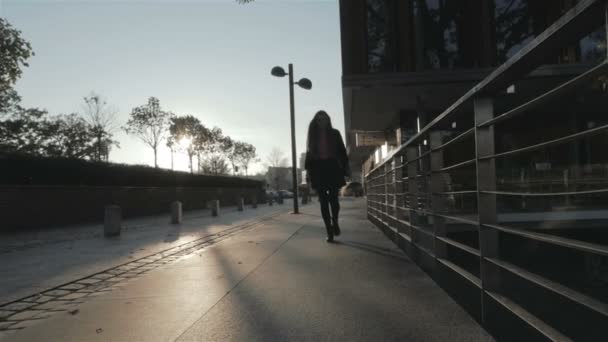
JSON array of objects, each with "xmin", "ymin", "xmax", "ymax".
[{"xmin": 0, "ymin": 0, "xmax": 344, "ymax": 174}]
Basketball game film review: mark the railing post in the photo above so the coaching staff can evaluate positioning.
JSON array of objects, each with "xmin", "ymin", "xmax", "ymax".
[
  {"xmin": 474, "ymin": 97, "xmax": 500, "ymax": 324},
  {"xmin": 407, "ymin": 147, "xmax": 420, "ymax": 244},
  {"xmin": 383, "ymin": 162, "xmax": 389, "ymax": 223},
  {"xmin": 430, "ymin": 131, "xmax": 447, "ymax": 259},
  {"xmin": 394, "ymin": 154, "xmax": 405, "ymax": 232}
]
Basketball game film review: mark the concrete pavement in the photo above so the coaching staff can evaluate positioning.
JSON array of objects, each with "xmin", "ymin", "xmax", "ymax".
[{"xmin": 1, "ymin": 198, "xmax": 493, "ymax": 341}]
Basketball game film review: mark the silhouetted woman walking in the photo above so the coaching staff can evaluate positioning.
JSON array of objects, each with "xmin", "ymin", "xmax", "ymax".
[{"xmin": 305, "ymin": 110, "xmax": 350, "ymax": 242}]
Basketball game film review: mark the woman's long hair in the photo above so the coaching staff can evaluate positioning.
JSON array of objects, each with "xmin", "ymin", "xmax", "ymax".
[{"xmin": 307, "ymin": 110, "xmax": 333, "ymax": 158}]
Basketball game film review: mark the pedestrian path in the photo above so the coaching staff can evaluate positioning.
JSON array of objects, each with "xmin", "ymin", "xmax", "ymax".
[{"xmin": 1, "ymin": 198, "xmax": 493, "ymax": 341}]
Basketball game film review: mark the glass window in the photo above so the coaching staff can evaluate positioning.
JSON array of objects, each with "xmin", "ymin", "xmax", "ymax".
[
  {"xmin": 366, "ymin": 0, "xmax": 396, "ymax": 72},
  {"xmin": 412, "ymin": 0, "xmax": 482, "ymax": 70},
  {"xmin": 579, "ymin": 28, "xmax": 607, "ymax": 64},
  {"xmin": 495, "ymin": 0, "xmax": 607, "ymax": 65},
  {"xmin": 494, "ymin": 0, "xmax": 535, "ymax": 63}
]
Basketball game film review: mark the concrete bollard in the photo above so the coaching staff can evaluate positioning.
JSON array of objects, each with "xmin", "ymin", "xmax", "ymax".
[
  {"xmin": 171, "ymin": 201, "xmax": 182, "ymax": 224},
  {"xmin": 277, "ymin": 194, "xmax": 284, "ymax": 205},
  {"xmin": 252, "ymin": 196, "xmax": 258, "ymax": 209},
  {"xmin": 211, "ymin": 200, "xmax": 220, "ymax": 217},
  {"xmin": 104, "ymin": 205, "xmax": 121, "ymax": 237},
  {"xmin": 237, "ymin": 197, "xmax": 244, "ymax": 212}
]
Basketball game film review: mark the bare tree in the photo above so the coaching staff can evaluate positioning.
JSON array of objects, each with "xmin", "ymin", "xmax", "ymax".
[
  {"xmin": 123, "ymin": 97, "xmax": 172, "ymax": 168},
  {"xmin": 82, "ymin": 92, "xmax": 119, "ymax": 161},
  {"xmin": 265, "ymin": 147, "xmax": 288, "ymax": 168}
]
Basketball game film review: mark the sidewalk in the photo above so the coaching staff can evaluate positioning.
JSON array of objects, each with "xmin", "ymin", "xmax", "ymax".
[
  {"xmin": 0, "ymin": 201, "xmax": 293, "ymax": 305},
  {"xmin": 1, "ymin": 198, "xmax": 493, "ymax": 341}
]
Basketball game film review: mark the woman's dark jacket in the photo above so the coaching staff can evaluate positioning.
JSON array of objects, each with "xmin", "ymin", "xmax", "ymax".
[{"xmin": 304, "ymin": 129, "xmax": 350, "ymax": 190}]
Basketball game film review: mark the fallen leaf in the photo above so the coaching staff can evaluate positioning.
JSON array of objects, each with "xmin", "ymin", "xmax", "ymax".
[
  {"xmin": 96, "ymin": 328, "xmax": 103, "ymax": 334},
  {"xmin": 68, "ymin": 309, "xmax": 79, "ymax": 315}
]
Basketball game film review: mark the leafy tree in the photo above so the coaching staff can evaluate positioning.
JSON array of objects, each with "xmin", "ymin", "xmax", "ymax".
[
  {"xmin": 168, "ymin": 115, "xmax": 208, "ymax": 174},
  {"xmin": 196, "ymin": 126, "xmax": 228, "ymax": 173},
  {"xmin": 0, "ymin": 109, "xmax": 98, "ymax": 159},
  {"xmin": 82, "ymin": 92, "xmax": 119, "ymax": 161},
  {"xmin": 0, "ymin": 18, "xmax": 34, "ymax": 116},
  {"xmin": 229, "ymin": 141, "xmax": 258, "ymax": 176},
  {"xmin": 123, "ymin": 97, "xmax": 172, "ymax": 168},
  {"xmin": 0, "ymin": 107, "xmax": 49, "ymax": 155},
  {"xmin": 200, "ymin": 155, "xmax": 231, "ymax": 175},
  {"xmin": 224, "ymin": 137, "xmax": 238, "ymax": 175},
  {"xmin": 42, "ymin": 113, "xmax": 97, "ymax": 159},
  {"xmin": 166, "ymin": 138, "xmax": 176, "ymax": 170}
]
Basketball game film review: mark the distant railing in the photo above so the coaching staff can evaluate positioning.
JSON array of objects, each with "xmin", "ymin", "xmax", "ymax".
[{"xmin": 364, "ymin": 0, "xmax": 608, "ymax": 340}]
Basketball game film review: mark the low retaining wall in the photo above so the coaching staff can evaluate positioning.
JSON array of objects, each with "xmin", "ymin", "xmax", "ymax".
[{"xmin": 0, "ymin": 185, "xmax": 263, "ymax": 231}]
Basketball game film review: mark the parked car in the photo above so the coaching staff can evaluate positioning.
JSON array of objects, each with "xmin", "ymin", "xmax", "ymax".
[
  {"xmin": 265, "ymin": 190, "xmax": 279, "ymax": 201},
  {"xmin": 341, "ymin": 181, "xmax": 364, "ymax": 197},
  {"xmin": 278, "ymin": 190, "xmax": 294, "ymax": 199}
]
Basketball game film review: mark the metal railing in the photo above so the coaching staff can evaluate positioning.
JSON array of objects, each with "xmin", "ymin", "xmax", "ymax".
[{"xmin": 364, "ymin": 0, "xmax": 608, "ymax": 340}]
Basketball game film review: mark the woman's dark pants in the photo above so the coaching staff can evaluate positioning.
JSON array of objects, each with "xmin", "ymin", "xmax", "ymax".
[{"xmin": 318, "ymin": 187, "xmax": 340, "ymax": 237}]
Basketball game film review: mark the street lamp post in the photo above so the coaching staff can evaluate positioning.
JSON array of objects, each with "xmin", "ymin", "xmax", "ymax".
[{"xmin": 271, "ymin": 64, "xmax": 311, "ymax": 214}]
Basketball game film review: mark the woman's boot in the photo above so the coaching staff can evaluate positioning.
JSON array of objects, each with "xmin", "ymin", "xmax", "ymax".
[
  {"xmin": 332, "ymin": 218, "xmax": 341, "ymax": 236},
  {"xmin": 324, "ymin": 220, "xmax": 334, "ymax": 242}
]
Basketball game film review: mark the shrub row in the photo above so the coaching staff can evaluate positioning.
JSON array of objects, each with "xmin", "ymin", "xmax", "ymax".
[{"xmin": 0, "ymin": 153, "xmax": 263, "ymax": 188}]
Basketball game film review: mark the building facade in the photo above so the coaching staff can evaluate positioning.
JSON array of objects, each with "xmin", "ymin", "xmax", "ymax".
[
  {"xmin": 340, "ymin": 0, "xmax": 608, "ymax": 340},
  {"xmin": 341, "ymin": 0, "xmax": 607, "ymax": 176}
]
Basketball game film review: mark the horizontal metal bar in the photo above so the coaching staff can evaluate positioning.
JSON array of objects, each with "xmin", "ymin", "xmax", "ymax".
[
  {"xmin": 410, "ymin": 224, "xmax": 434, "ymax": 237},
  {"xmin": 399, "ymin": 232, "xmax": 413, "ymax": 243},
  {"xmin": 483, "ymin": 188, "xmax": 608, "ymax": 196},
  {"xmin": 433, "ymin": 190, "xmax": 478, "ymax": 196},
  {"xmin": 437, "ymin": 258, "xmax": 481, "ymax": 288},
  {"xmin": 396, "ymin": 205, "xmax": 412, "ymax": 212},
  {"xmin": 481, "ymin": 123, "xmax": 608, "ymax": 160},
  {"xmin": 415, "ymin": 172, "xmax": 432, "ymax": 178},
  {"xmin": 384, "ymin": 212, "xmax": 399, "ymax": 222},
  {"xmin": 415, "ymin": 244, "xmax": 436, "ymax": 258},
  {"xmin": 486, "ymin": 257, "xmax": 608, "ymax": 318},
  {"xmin": 480, "ymin": 61, "xmax": 608, "ymax": 128},
  {"xmin": 485, "ymin": 291, "xmax": 572, "ymax": 341},
  {"xmin": 406, "ymin": 150, "xmax": 432, "ymax": 163},
  {"xmin": 432, "ymin": 128, "xmax": 475, "ymax": 152},
  {"xmin": 436, "ymin": 236, "xmax": 481, "ymax": 257},
  {"xmin": 436, "ymin": 159, "xmax": 476, "ymax": 173},
  {"xmin": 368, "ymin": 184, "xmax": 387, "ymax": 189},
  {"xmin": 431, "ymin": 213, "xmax": 479, "ymax": 226},
  {"xmin": 484, "ymin": 223, "xmax": 608, "ymax": 257}
]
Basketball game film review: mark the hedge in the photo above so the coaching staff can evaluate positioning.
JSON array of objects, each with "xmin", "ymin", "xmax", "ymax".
[{"xmin": 0, "ymin": 153, "xmax": 263, "ymax": 188}]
